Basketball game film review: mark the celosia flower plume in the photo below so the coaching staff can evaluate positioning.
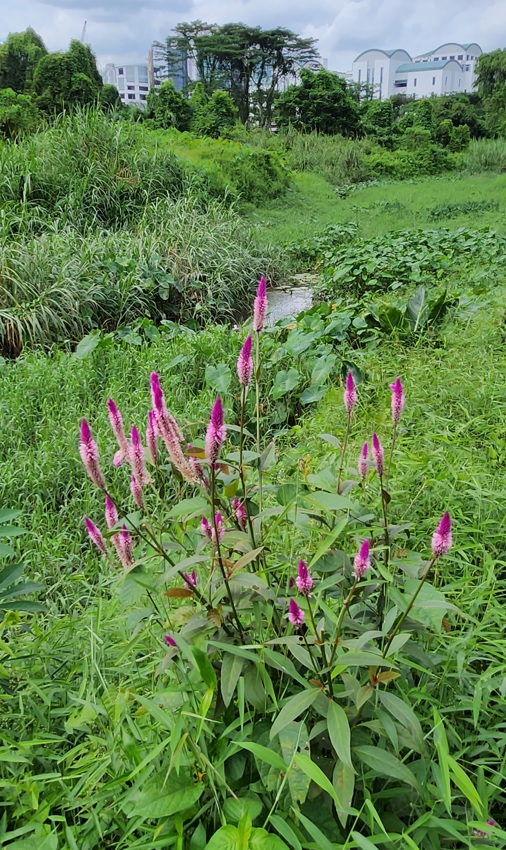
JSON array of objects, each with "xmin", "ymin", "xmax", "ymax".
[
  {"xmin": 232, "ymin": 497, "xmax": 247, "ymax": 531},
  {"xmin": 149, "ymin": 372, "xmax": 196, "ymax": 482},
  {"xmin": 431, "ymin": 511, "xmax": 452, "ymax": 558},
  {"xmin": 183, "ymin": 569, "xmax": 198, "ymax": 589},
  {"xmin": 113, "ymin": 524, "xmax": 134, "ymax": 570},
  {"xmin": 237, "ymin": 334, "xmax": 254, "ymax": 387},
  {"xmin": 372, "ymin": 432, "xmax": 384, "ymax": 478},
  {"xmin": 105, "ymin": 494, "xmax": 118, "ymax": 530},
  {"xmin": 128, "ymin": 424, "xmax": 151, "ymax": 487},
  {"xmin": 354, "ymin": 539, "xmax": 371, "ymax": 579},
  {"xmin": 164, "ymin": 635, "xmax": 177, "ymax": 648},
  {"xmin": 205, "ymin": 397, "xmax": 226, "ymax": 466},
  {"xmin": 107, "ymin": 399, "xmax": 129, "ymax": 467},
  {"xmin": 79, "ymin": 419, "xmax": 106, "ymax": 490},
  {"xmin": 84, "ymin": 518, "xmax": 107, "ymax": 554},
  {"xmin": 390, "ymin": 377, "xmax": 405, "ymax": 426},
  {"xmin": 130, "ymin": 474, "xmax": 144, "ymax": 509},
  {"xmin": 358, "ymin": 442, "xmax": 369, "ymax": 481},
  {"xmin": 253, "ymin": 276, "xmax": 268, "ymax": 332},
  {"xmin": 146, "ymin": 410, "xmax": 158, "ymax": 465},
  {"xmin": 288, "ymin": 598, "xmax": 305, "ymax": 629},
  {"xmin": 296, "ymin": 560, "xmax": 313, "ymax": 595},
  {"xmin": 344, "ymin": 371, "xmax": 357, "ymax": 415}
]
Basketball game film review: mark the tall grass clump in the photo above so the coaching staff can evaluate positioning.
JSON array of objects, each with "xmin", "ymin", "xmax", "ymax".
[
  {"xmin": 0, "ymin": 191, "xmax": 280, "ymax": 355},
  {"xmin": 269, "ymin": 128, "xmax": 371, "ymax": 184},
  {"xmin": 464, "ymin": 137, "xmax": 506, "ymax": 173}
]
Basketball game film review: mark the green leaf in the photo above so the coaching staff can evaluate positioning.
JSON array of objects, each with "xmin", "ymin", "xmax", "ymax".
[
  {"xmin": 447, "ymin": 755, "xmax": 485, "ymax": 818},
  {"xmin": 428, "ymin": 288, "xmax": 449, "ymax": 323},
  {"xmin": 333, "ymin": 760, "xmax": 355, "ymax": 828},
  {"xmin": 204, "ymin": 824, "xmax": 239, "ymax": 850},
  {"xmin": 351, "ymin": 831, "xmax": 380, "ymax": 850},
  {"xmin": 271, "ymin": 368, "xmax": 300, "ymax": 400},
  {"xmin": 405, "ymin": 286, "xmax": 429, "ymax": 333},
  {"xmin": 250, "ymin": 828, "xmax": 290, "ymax": 850},
  {"xmin": 223, "ymin": 796, "xmax": 263, "ymax": 825},
  {"xmin": 237, "ymin": 741, "xmax": 286, "ymax": 771},
  {"xmin": 326, "ymin": 700, "xmax": 354, "ymax": 770},
  {"xmin": 354, "ymin": 746, "xmax": 421, "ymax": 792},
  {"xmin": 269, "ymin": 815, "xmax": 302, "ymax": 850},
  {"xmin": 205, "ymin": 364, "xmax": 232, "ymax": 395},
  {"xmin": 295, "ymin": 812, "xmax": 335, "ymax": 850},
  {"xmin": 192, "ymin": 647, "xmax": 217, "ymax": 690},
  {"xmin": 128, "ymin": 780, "xmax": 203, "ymax": 819},
  {"xmin": 308, "ymin": 517, "xmax": 349, "ymax": 570},
  {"xmin": 0, "ymin": 509, "xmax": 22, "ymax": 524},
  {"xmin": 432, "ymin": 708, "xmax": 452, "ymax": 816},
  {"xmin": 310, "ymin": 354, "xmax": 337, "ymax": 386},
  {"xmin": 299, "ymin": 385, "xmax": 327, "ymax": 405},
  {"xmin": 306, "ymin": 492, "xmax": 356, "ymax": 512},
  {"xmin": 168, "ymin": 496, "xmax": 208, "ymax": 519},
  {"xmin": 279, "ymin": 721, "xmax": 311, "ymax": 805},
  {"xmin": 292, "ymin": 753, "xmax": 339, "ymax": 805},
  {"xmin": 221, "ymin": 652, "xmax": 245, "ymax": 708},
  {"xmin": 270, "ymin": 688, "xmax": 320, "ymax": 740},
  {"xmin": 74, "ymin": 332, "xmax": 101, "ymax": 358},
  {"xmin": 377, "ymin": 305, "xmax": 410, "ymax": 334},
  {"xmin": 378, "ymin": 691, "xmax": 425, "ymax": 754}
]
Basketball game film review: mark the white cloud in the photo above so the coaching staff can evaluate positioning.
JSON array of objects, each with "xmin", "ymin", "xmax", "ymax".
[{"xmin": 2, "ymin": 0, "xmax": 505, "ymax": 71}]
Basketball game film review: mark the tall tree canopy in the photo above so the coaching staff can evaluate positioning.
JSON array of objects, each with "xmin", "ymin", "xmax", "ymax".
[
  {"xmin": 32, "ymin": 41, "xmax": 102, "ymax": 113},
  {"xmin": 475, "ymin": 49, "xmax": 506, "ymax": 136},
  {"xmin": 155, "ymin": 21, "xmax": 318, "ymax": 126},
  {"xmin": 0, "ymin": 28, "xmax": 47, "ymax": 93},
  {"xmin": 275, "ymin": 68, "xmax": 360, "ymax": 136}
]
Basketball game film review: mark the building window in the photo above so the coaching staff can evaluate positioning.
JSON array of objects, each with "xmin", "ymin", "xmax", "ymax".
[
  {"xmin": 445, "ymin": 76, "xmax": 447, "ymax": 85},
  {"xmin": 450, "ymin": 55, "xmax": 455, "ymax": 59},
  {"xmin": 432, "ymin": 76, "xmax": 436, "ymax": 85},
  {"xmin": 118, "ymin": 67, "xmax": 124, "ymax": 75},
  {"xmin": 434, "ymin": 57, "xmax": 439, "ymax": 60},
  {"xmin": 120, "ymin": 94, "xmax": 125, "ymax": 100},
  {"xmin": 413, "ymin": 78, "xmax": 417, "ymax": 87},
  {"xmin": 117, "ymin": 78, "xmax": 124, "ymax": 90},
  {"xmin": 138, "ymin": 67, "xmax": 148, "ymax": 84},
  {"xmin": 358, "ymin": 69, "xmax": 361, "ymax": 82},
  {"xmin": 442, "ymin": 56, "xmax": 447, "ymax": 60},
  {"xmin": 126, "ymin": 66, "xmax": 135, "ymax": 82},
  {"xmin": 366, "ymin": 68, "xmax": 370, "ymax": 83},
  {"xmin": 379, "ymin": 67, "xmax": 383, "ymax": 83},
  {"xmin": 466, "ymin": 54, "xmax": 470, "ymax": 60},
  {"xmin": 139, "ymin": 85, "xmax": 148, "ymax": 92},
  {"xmin": 458, "ymin": 54, "xmax": 463, "ymax": 59},
  {"xmin": 140, "ymin": 94, "xmax": 147, "ymax": 101},
  {"xmin": 127, "ymin": 85, "xmax": 135, "ymax": 91},
  {"xmin": 128, "ymin": 94, "xmax": 135, "ymax": 100}
]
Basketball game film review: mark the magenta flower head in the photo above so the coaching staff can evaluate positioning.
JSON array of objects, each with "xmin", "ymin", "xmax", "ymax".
[
  {"xmin": 205, "ymin": 397, "xmax": 226, "ymax": 466},
  {"xmin": 164, "ymin": 634, "xmax": 177, "ymax": 648},
  {"xmin": 201, "ymin": 517, "xmax": 213, "ymax": 540},
  {"xmin": 113, "ymin": 524, "xmax": 134, "ymax": 570},
  {"xmin": 84, "ymin": 518, "xmax": 107, "ymax": 554},
  {"xmin": 130, "ymin": 474, "xmax": 144, "ymax": 509},
  {"xmin": 232, "ymin": 497, "xmax": 247, "ymax": 531},
  {"xmin": 183, "ymin": 569, "xmax": 198, "ymax": 589},
  {"xmin": 288, "ymin": 598, "xmax": 305, "ymax": 629},
  {"xmin": 107, "ymin": 398, "xmax": 129, "ymax": 467},
  {"xmin": 431, "ymin": 511, "xmax": 452, "ymax": 558},
  {"xmin": 253, "ymin": 275, "xmax": 268, "ymax": 332},
  {"xmin": 344, "ymin": 371, "xmax": 357, "ymax": 415},
  {"xmin": 79, "ymin": 419, "xmax": 106, "ymax": 490},
  {"xmin": 146, "ymin": 410, "xmax": 158, "ymax": 465},
  {"xmin": 354, "ymin": 539, "xmax": 371, "ymax": 579},
  {"xmin": 296, "ymin": 560, "xmax": 313, "ymax": 595},
  {"xmin": 105, "ymin": 494, "xmax": 118, "ymax": 530},
  {"xmin": 358, "ymin": 442, "xmax": 369, "ymax": 481},
  {"xmin": 390, "ymin": 377, "xmax": 405, "ymax": 426},
  {"xmin": 237, "ymin": 334, "xmax": 254, "ymax": 387},
  {"xmin": 371, "ymin": 432, "xmax": 384, "ymax": 478},
  {"xmin": 128, "ymin": 424, "xmax": 151, "ymax": 486},
  {"xmin": 474, "ymin": 820, "xmax": 496, "ymax": 838}
]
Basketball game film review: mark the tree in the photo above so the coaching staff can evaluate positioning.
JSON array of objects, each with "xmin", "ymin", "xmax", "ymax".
[
  {"xmin": 0, "ymin": 88, "xmax": 39, "ymax": 138},
  {"xmin": 32, "ymin": 43, "xmax": 102, "ymax": 113},
  {"xmin": 475, "ymin": 49, "xmax": 506, "ymax": 136},
  {"xmin": 0, "ymin": 28, "xmax": 47, "ymax": 93},
  {"xmin": 274, "ymin": 68, "xmax": 360, "ymax": 136},
  {"xmin": 146, "ymin": 80, "xmax": 193, "ymax": 130},
  {"xmin": 100, "ymin": 84, "xmax": 122, "ymax": 111},
  {"xmin": 192, "ymin": 89, "xmax": 238, "ymax": 137},
  {"xmin": 360, "ymin": 99, "xmax": 395, "ymax": 146},
  {"xmin": 156, "ymin": 21, "xmax": 318, "ymax": 127}
]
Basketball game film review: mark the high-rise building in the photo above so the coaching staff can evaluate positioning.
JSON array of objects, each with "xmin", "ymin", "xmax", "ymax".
[{"xmin": 102, "ymin": 63, "xmax": 150, "ymax": 106}]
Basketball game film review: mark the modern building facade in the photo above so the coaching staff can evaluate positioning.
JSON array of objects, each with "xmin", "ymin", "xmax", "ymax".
[
  {"xmin": 102, "ymin": 63, "xmax": 151, "ymax": 106},
  {"xmin": 352, "ymin": 42, "xmax": 482, "ymax": 99}
]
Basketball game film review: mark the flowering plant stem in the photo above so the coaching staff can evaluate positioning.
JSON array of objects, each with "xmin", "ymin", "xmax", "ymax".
[
  {"xmin": 254, "ymin": 331, "xmax": 263, "ymax": 534},
  {"xmin": 306, "ymin": 594, "xmax": 333, "ymax": 696},
  {"xmin": 377, "ymin": 473, "xmax": 390, "ymax": 628},
  {"xmin": 210, "ymin": 467, "xmax": 245, "ymax": 642},
  {"xmin": 383, "ymin": 555, "xmax": 437, "ymax": 657},
  {"xmin": 329, "ymin": 577, "xmax": 359, "ymax": 666},
  {"xmin": 336, "ymin": 412, "xmax": 351, "ymax": 495},
  {"xmin": 238, "ymin": 383, "xmax": 258, "ymax": 550},
  {"xmin": 386, "ymin": 421, "xmax": 398, "ymax": 485}
]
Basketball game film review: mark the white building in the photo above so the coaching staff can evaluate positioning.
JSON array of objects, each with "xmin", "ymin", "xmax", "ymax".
[
  {"xmin": 102, "ymin": 63, "xmax": 151, "ymax": 107},
  {"xmin": 352, "ymin": 42, "xmax": 482, "ymax": 100}
]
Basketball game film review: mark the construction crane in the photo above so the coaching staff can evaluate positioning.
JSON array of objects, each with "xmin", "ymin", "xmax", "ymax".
[{"xmin": 80, "ymin": 20, "xmax": 87, "ymax": 42}]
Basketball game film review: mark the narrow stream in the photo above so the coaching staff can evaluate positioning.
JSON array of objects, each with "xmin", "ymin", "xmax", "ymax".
[{"xmin": 266, "ymin": 274, "xmax": 317, "ymax": 325}]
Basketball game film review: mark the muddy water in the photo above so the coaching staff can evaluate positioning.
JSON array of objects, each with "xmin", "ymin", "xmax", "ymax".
[{"xmin": 266, "ymin": 274, "xmax": 317, "ymax": 325}]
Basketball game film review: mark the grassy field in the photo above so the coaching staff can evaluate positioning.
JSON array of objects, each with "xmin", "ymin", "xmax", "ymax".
[{"xmin": 1, "ymin": 126, "xmax": 506, "ymax": 848}]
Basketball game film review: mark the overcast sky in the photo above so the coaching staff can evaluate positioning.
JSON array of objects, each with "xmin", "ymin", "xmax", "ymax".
[{"xmin": 2, "ymin": 0, "xmax": 505, "ymax": 72}]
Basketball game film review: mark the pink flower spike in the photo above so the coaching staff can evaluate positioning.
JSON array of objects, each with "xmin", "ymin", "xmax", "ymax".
[
  {"xmin": 205, "ymin": 397, "xmax": 226, "ymax": 466},
  {"xmin": 201, "ymin": 517, "xmax": 213, "ymax": 540},
  {"xmin": 354, "ymin": 539, "xmax": 371, "ymax": 579},
  {"xmin": 431, "ymin": 511, "xmax": 452, "ymax": 558},
  {"xmin": 79, "ymin": 419, "xmax": 106, "ymax": 490},
  {"xmin": 358, "ymin": 442, "xmax": 369, "ymax": 481},
  {"xmin": 288, "ymin": 598, "xmax": 305, "ymax": 629},
  {"xmin": 84, "ymin": 518, "xmax": 107, "ymax": 554},
  {"xmin": 130, "ymin": 474, "xmax": 144, "ymax": 509},
  {"xmin": 164, "ymin": 634, "xmax": 177, "ymax": 648},
  {"xmin": 128, "ymin": 424, "xmax": 151, "ymax": 486},
  {"xmin": 115, "ymin": 524, "xmax": 134, "ymax": 570},
  {"xmin": 105, "ymin": 495, "xmax": 118, "ymax": 530},
  {"xmin": 183, "ymin": 569, "xmax": 198, "ymax": 589},
  {"xmin": 146, "ymin": 410, "xmax": 158, "ymax": 465},
  {"xmin": 237, "ymin": 334, "xmax": 254, "ymax": 387},
  {"xmin": 107, "ymin": 398, "xmax": 128, "ymax": 465},
  {"xmin": 214, "ymin": 511, "xmax": 225, "ymax": 542},
  {"xmin": 253, "ymin": 275, "xmax": 268, "ymax": 332},
  {"xmin": 232, "ymin": 497, "xmax": 247, "ymax": 531},
  {"xmin": 389, "ymin": 377, "xmax": 405, "ymax": 426},
  {"xmin": 296, "ymin": 559, "xmax": 313, "ymax": 596},
  {"xmin": 344, "ymin": 371, "xmax": 357, "ymax": 415},
  {"xmin": 372, "ymin": 432, "xmax": 384, "ymax": 478}
]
